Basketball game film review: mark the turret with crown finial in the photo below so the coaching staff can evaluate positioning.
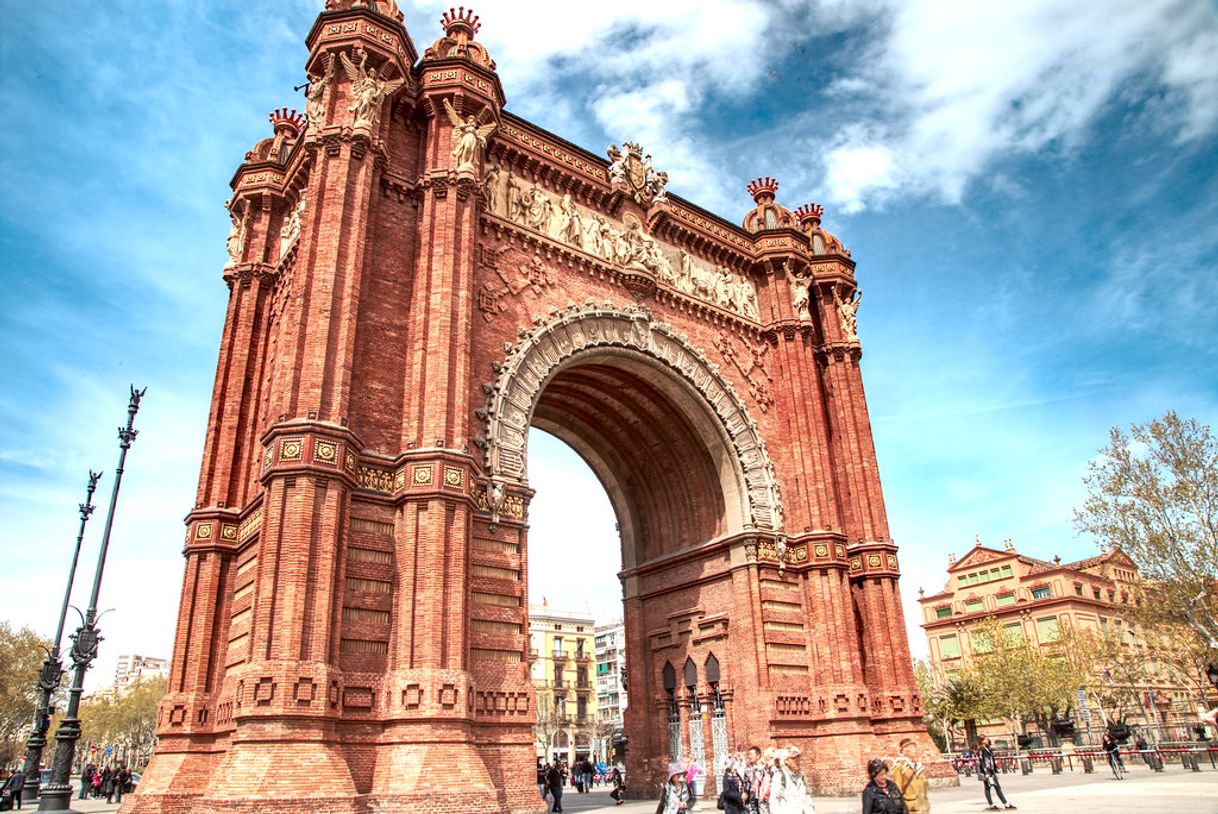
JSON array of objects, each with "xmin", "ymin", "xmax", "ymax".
[
  {"xmin": 796, "ymin": 201, "xmax": 849, "ymax": 257},
  {"xmin": 742, "ymin": 176, "xmax": 796, "ymax": 232},
  {"xmin": 424, "ymin": 6, "xmax": 496, "ymax": 70}
]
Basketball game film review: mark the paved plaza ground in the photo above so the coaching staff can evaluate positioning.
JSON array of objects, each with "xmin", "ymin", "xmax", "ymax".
[{"xmin": 37, "ymin": 767, "xmax": 1218, "ymax": 813}]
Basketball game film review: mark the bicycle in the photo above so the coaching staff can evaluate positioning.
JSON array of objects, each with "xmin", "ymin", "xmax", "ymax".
[{"xmin": 1106, "ymin": 751, "xmax": 1125, "ymax": 780}]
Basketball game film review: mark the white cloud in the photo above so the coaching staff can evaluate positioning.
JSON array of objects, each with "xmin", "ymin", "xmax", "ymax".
[{"xmin": 819, "ymin": 0, "xmax": 1218, "ymax": 210}]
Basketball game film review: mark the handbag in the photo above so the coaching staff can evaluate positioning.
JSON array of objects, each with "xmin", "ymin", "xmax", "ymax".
[{"xmin": 716, "ymin": 793, "xmax": 725, "ymax": 810}]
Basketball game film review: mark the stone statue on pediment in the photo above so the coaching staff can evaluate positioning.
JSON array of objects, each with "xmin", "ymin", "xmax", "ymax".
[
  {"xmin": 340, "ymin": 47, "xmax": 406, "ymax": 129},
  {"xmin": 785, "ymin": 260, "xmax": 811, "ymax": 321},
  {"xmin": 225, "ymin": 207, "xmax": 245, "ymax": 271},
  {"xmin": 444, "ymin": 98, "xmax": 497, "ymax": 173},
  {"xmin": 834, "ymin": 285, "xmax": 861, "ymax": 341},
  {"xmin": 306, "ymin": 54, "xmax": 333, "ymax": 127},
  {"xmin": 279, "ymin": 193, "xmax": 306, "ymax": 257}
]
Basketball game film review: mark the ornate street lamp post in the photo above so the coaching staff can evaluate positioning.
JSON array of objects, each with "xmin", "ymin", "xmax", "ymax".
[
  {"xmin": 18, "ymin": 471, "xmax": 102, "ymax": 804},
  {"xmin": 39, "ymin": 386, "xmax": 145, "ymax": 813}
]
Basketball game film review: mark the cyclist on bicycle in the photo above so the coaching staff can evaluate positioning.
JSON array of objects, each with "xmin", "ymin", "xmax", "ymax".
[{"xmin": 1101, "ymin": 733, "xmax": 1125, "ymax": 774}]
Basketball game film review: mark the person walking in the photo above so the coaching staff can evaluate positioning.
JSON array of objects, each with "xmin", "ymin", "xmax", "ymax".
[
  {"xmin": 861, "ymin": 759, "xmax": 907, "ymax": 814},
  {"xmin": 546, "ymin": 760, "xmax": 565, "ymax": 813},
  {"xmin": 741, "ymin": 746, "xmax": 764, "ymax": 814},
  {"xmin": 3, "ymin": 768, "xmax": 26, "ymax": 811},
  {"xmin": 101, "ymin": 766, "xmax": 115, "ymax": 803},
  {"xmin": 537, "ymin": 758, "xmax": 548, "ymax": 801},
  {"xmin": 977, "ymin": 737, "xmax": 1015, "ymax": 811},
  {"xmin": 720, "ymin": 758, "xmax": 746, "ymax": 814},
  {"xmin": 116, "ymin": 767, "xmax": 129, "ymax": 804},
  {"xmin": 889, "ymin": 738, "xmax": 929, "ymax": 813},
  {"xmin": 78, "ymin": 764, "xmax": 94, "ymax": 801},
  {"xmin": 609, "ymin": 766, "xmax": 625, "ymax": 805},
  {"xmin": 685, "ymin": 760, "xmax": 704, "ymax": 809},
  {"xmin": 769, "ymin": 747, "xmax": 815, "ymax": 814},
  {"xmin": 656, "ymin": 765, "xmax": 690, "ymax": 814}
]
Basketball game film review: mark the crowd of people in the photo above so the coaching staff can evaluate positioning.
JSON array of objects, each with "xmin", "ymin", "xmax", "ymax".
[
  {"xmin": 78, "ymin": 763, "xmax": 133, "ymax": 804},
  {"xmin": 537, "ymin": 757, "xmax": 625, "ymax": 812}
]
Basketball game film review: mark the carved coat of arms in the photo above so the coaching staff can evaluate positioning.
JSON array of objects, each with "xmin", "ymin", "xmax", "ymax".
[{"xmin": 607, "ymin": 142, "xmax": 669, "ymax": 206}]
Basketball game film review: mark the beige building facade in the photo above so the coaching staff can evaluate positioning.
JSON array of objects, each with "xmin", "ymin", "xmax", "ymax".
[
  {"xmin": 529, "ymin": 605, "xmax": 599, "ymax": 762},
  {"xmin": 920, "ymin": 539, "xmax": 1206, "ymax": 748}
]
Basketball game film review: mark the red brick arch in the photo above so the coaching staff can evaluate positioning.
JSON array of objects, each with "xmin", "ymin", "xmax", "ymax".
[{"xmin": 126, "ymin": 4, "xmax": 944, "ymax": 812}]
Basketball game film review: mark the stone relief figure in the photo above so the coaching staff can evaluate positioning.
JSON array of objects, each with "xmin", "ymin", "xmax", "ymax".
[
  {"xmin": 714, "ymin": 266, "xmax": 734, "ymax": 310},
  {"xmin": 785, "ymin": 260, "xmax": 811, "ymax": 320},
  {"xmin": 483, "ymin": 164, "xmax": 504, "ymax": 215},
  {"xmin": 340, "ymin": 47, "xmax": 406, "ymax": 129},
  {"xmin": 558, "ymin": 194, "xmax": 583, "ymax": 246},
  {"xmin": 305, "ymin": 54, "xmax": 333, "ymax": 127},
  {"xmin": 507, "ymin": 174, "xmax": 526, "ymax": 222},
  {"xmin": 834, "ymin": 286, "xmax": 862, "ymax": 341},
  {"xmin": 224, "ymin": 208, "xmax": 245, "ymax": 271},
  {"xmin": 279, "ymin": 193, "xmax": 306, "ymax": 258},
  {"xmin": 525, "ymin": 185, "xmax": 551, "ymax": 232},
  {"xmin": 584, "ymin": 216, "xmax": 603, "ymax": 257},
  {"xmin": 738, "ymin": 274, "xmax": 760, "ymax": 320},
  {"xmin": 443, "ymin": 99, "xmax": 497, "ymax": 173}
]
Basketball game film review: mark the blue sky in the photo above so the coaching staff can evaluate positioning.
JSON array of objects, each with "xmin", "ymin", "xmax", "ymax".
[{"xmin": 1, "ymin": 0, "xmax": 1216, "ymax": 688}]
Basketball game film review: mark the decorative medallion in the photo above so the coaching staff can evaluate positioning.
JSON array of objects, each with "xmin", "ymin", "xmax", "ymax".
[
  {"xmin": 221, "ymin": 524, "xmax": 238, "ymax": 541},
  {"xmin": 835, "ymin": 543, "xmax": 846, "ymax": 558},
  {"xmin": 314, "ymin": 439, "xmax": 338, "ymax": 464},
  {"xmin": 849, "ymin": 557, "xmax": 862, "ymax": 572},
  {"xmin": 196, "ymin": 522, "xmax": 213, "ymax": 540},
  {"xmin": 887, "ymin": 554, "xmax": 898, "ymax": 569},
  {"xmin": 444, "ymin": 466, "xmax": 464, "ymax": 488},
  {"xmin": 814, "ymin": 544, "xmax": 828, "ymax": 558},
  {"xmin": 412, "ymin": 465, "xmax": 434, "ymax": 485},
  {"xmin": 867, "ymin": 554, "xmax": 882, "ymax": 567},
  {"xmin": 344, "ymin": 449, "xmax": 357, "ymax": 473},
  {"xmin": 280, "ymin": 437, "xmax": 303, "ymax": 461},
  {"xmin": 263, "ymin": 445, "xmax": 274, "ymax": 469}
]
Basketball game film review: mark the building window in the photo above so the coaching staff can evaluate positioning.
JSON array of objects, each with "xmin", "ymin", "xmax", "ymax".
[
  {"xmin": 995, "ymin": 593, "xmax": 1015, "ymax": 607},
  {"xmin": 576, "ymin": 639, "xmax": 585, "ymax": 658},
  {"xmin": 940, "ymin": 634, "xmax": 961, "ymax": 659},
  {"xmin": 1031, "ymin": 585, "xmax": 1052, "ymax": 600},
  {"xmin": 553, "ymin": 636, "xmax": 564, "ymax": 658},
  {"xmin": 553, "ymin": 663, "xmax": 563, "ymax": 686},
  {"xmin": 1036, "ymin": 616, "xmax": 1060, "ymax": 642},
  {"xmin": 972, "ymin": 631, "xmax": 993, "ymax": 653},
  {"xmin": 1100, "ymin": 617, "xmax": 1109, "ymax": 629},
  {"xmin": 965, "ymin": 599, "xmax": 984, "ymax": 613},
  {"xmin": 1001, "ymin": 565, "xmax": 1012, "ymax": 577},
  {"xmin": 935, "ymin": 606, "xmax": 952, "ymax": 619},
  {"xmin": 1093, "ymin": 587, "xmax": 1102, "ymax": 600},
  {"xmin": 577, "ymin": 666, "xmax": 588, "ymax": 688},
  {"xmin": 577, "ymin": 696, "xmax": 588, "ymax": 718},
  {"xmin": 1075, "ymin": 584, "xmax": 1083, "ymax": 596},
  {"xmin": 1004, "ymin": 622, "xmax": 1023, "ymax": 640}
]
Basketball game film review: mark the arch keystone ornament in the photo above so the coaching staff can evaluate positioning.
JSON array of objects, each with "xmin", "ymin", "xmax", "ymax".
[{"xmin": 130, "ymin": 6, "xmax": 946, "ymax": 813}]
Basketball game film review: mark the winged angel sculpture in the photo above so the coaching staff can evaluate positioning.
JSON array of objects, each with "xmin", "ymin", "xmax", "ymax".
[
  {"xmin": 443, "ymin": 99, "xmax": 496, "ymax": 173},
  {"xmin": 339, "ymin": 48, "xmax": 406, "ymax": 129}
]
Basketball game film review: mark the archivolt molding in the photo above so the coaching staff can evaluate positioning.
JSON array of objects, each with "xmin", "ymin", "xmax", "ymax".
[{"xmin": 477, "ymin": 302, "xmax": 786, "ymax": 532}]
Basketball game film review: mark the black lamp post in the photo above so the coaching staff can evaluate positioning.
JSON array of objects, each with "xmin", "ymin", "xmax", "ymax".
[
  {"xmin": 39, "ymin": 386, "xmax": 145, "ymax": 813},
  {"xmin": 18, "ymin": 471, "xmax": 102, "ymax": 804}
]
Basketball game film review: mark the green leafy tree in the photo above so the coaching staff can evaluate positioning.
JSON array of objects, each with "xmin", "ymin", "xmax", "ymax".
[
  {"xmin": 916, "ymin": 658, "xmax": 985, "ymax": 751},
  {"xmin": 0, "ymin": 623, "xmax": 55, "ymax": 764},
  {"xmin": 1074, "ymin": 412, "xmax": 1218, "ymax": 649},
  {"xmin": 77, "ymin": 675, "xmax": 167, "ymax": 769},
  {"xmin": 970, "ymin": 618, "xmax": 1076, "ymax": 741}
]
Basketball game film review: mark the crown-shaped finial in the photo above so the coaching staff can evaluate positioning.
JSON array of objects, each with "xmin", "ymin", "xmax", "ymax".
[
  {"xmin": 747, "ymin": 176, "xmax": 779, "ymax": 203},
  {"xmin": 442, "ymin": 6, "xmax": 481, "ymax": 38},
  {"xmin": 269, "ymin": 107, "xmax": 306, "ymax": 136},
  {"xmin": 795, "ymin": 203, "xmax": 824, "ymax": 227}
]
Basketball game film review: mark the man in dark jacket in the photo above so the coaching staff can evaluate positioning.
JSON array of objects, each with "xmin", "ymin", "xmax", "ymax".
[
  {"xmin": 3, "ymin": 769, "xmax": 26, "ymax": 810},
  {"xmin": 546, "ymin": 762, "xmax": 565, "ymax": 813},
  {"xmin": 977, "ymin": 737, "xmax": 1016, "ymax": 810}
]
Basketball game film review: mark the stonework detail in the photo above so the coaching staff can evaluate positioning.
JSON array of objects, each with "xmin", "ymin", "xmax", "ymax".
[
  {"xmin": 339, "ymin": 46, "xmax": 407, "ymax": 129},
  {"xmin": 485, "ymin": 165, "xmax": 759, "ymax": 320},
  {"xmin": 713, "ymin": 330, "xmax": 775, "ymax": 413},
  {"xmin": 607, "ymin": 141, "xmax": 669, "ymax": 206},
  {"xmin": 480, "ymin": 304, "xmax": 785, "ymax": 531}
]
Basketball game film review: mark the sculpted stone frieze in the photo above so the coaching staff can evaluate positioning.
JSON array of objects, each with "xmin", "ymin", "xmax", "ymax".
[
  {"xmin": 483, "ymin": 165, "xmax": 759, "ymax": 321},
  {"xmin": 479, "ymin": 303, "xmax": 785, "ymax": 531}
]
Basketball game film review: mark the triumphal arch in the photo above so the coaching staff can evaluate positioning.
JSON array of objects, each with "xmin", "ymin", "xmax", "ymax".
[{"xmin": 128, "ymin": 3, "xmax": 938, "ymax": 811}]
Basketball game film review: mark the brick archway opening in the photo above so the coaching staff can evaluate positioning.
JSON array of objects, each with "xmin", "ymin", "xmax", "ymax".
[{"xmin": 530, "ymin": 350, "xmax": 733, "ymax": 570}]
